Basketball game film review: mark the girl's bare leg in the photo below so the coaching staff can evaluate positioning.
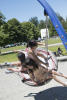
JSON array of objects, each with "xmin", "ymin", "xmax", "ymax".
[
  {"xmin": 52, "ymin": 70, "xmax": 67, "ymax": 79},
  {"xmin": 7, "ymin": 67, "xmax": 21, "ymax": 72},
  {"xmin": 52, "ymin": 75, "xmax": 67, "ymax": 86}
]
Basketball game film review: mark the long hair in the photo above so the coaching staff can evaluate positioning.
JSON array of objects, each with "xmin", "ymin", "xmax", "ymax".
[
  {"xmin": 25, "ymin": 58, "xmax": 38, "ymax": 69},
  {"xmin": 17, "ymin": 52, "xmax": 25, "ymax": 63}
]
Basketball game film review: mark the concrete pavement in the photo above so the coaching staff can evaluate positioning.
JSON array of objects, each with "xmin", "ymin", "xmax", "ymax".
[{"xmin": 0, "ymin": 61, "xmax": 67, "ymax": 100}]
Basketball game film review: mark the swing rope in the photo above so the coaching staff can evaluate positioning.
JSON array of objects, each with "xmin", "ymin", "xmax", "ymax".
[{"xmin": 45, "ymin": 15, "xmax": 48, "ymax": 65}]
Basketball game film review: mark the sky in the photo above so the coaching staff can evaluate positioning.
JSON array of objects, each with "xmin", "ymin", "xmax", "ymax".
[{"xmin": 0, "ymin": 0, "xmax": 67, "ymax": 22}]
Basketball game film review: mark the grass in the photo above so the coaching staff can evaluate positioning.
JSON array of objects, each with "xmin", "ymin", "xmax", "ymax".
[
  {"xmin": 1, "ymin": 45, "xmax": 26, "ymax": 53},
  {"xmin": 0, "ymin": 45, "xmax": 26, "ymax": 63},
  {"xmin": 48, "ymin": 37, "xmax": 61, "ymax": 44},
  {"xmin": 0, "ymin": 37, "xmax": 61, "ymax": 53},
  {"xmin": 0, "ymin": 53, "xmax": 18, "ymax": 63},
  {"xmin": 48, "ymin": 45, "xmax": 67, "ymax": 55}
]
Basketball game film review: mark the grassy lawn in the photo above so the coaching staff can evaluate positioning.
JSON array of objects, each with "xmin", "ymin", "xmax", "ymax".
[
  {"xmin": 1, "ymin": 45, "xmax": 26, "ymax": 53},
  {"xmin": 0, "ymin": 37, "xmax": 61, "ymax": 53},
  {"xmin": 48, "ymin": 37, "xmax": 61, "ymax": 44},
  {"xmin": 48, "ymin": 45, "xmax": 67, "ymax": 55},
  {"xmin": 0, "ymin": 53, "xmax": 18, "ymax": 63},
  {"xmin": 0, "ymin": 45, "xmax": 26, "ymax": 63},
  {"xmin": 0, "ymin": 37, "xmax": 67, "ymax": 63}
]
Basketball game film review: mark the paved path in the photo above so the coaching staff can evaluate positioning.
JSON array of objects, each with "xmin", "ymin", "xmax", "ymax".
[
  {"xmin": 0, "ymin": 61, "xmax": 67, "ymax": 100},
  {"xmin": 57, "ymin": 55, "xmax": 67, "ymax": 61}
]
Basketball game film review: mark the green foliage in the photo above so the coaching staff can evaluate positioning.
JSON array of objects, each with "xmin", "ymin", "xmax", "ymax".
[
  {"xmin": 1, "ymin": 45, "xmax": 25, "ymax": 53},
  {"xmin": 0, "ymin": 53, "xmax": 18, "ymax": 63},
  {"xmin": 0, "ymin": 11, "xmax": 6, "ymax": 26},
  {"xmin": 39, "ymin": 20, "xmax": 46, "ymax": 29},
  {"xmin": 48, "ymin": 37, "xmax": 61, "ymax": 44},
  {"xmin": 0, "ymin": 30, "xmax": 9, "ymax": 46},
  {"xmin": 7, "ymin": 18, "xmax": 23, "ymax": 43},
  {"xmin": 48, "ymin": 45, "xmax": 67, "ymax": 56},
  {"xmin": 0, "ymin": 11, "xmax": 67, "ymax": 47},
  {"xmin": 29, "ymin": 17, "xmax": 39, "ymax": 27},
  {"xmin": 21, "ymin": 22, "xmax": 40, "ymax": 41},
  {"xmin": 48, "ymin": 19, "xmax": 57, "ymax": 37}
]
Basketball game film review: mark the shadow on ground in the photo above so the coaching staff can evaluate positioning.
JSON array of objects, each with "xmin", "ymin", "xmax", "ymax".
[{"xmin": 25, "ymin": 86, "xmax": 67, "ymax": 100}]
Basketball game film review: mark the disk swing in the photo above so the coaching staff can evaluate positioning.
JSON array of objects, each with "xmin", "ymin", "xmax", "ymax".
[{"xmin": 19, "ymin": 9, "xmax": 58, "ymax": 86}]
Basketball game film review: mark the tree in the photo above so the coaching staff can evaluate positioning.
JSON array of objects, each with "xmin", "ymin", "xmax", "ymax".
[
  {"xmin": 0, "ymin": 23, "xmax": 8, "ymax": 34},
  {"xmin": 7, "ymin": 18, "xmax": 23, "ymax": 43},
  {"xmin": 0, "ymin": 11, "xmax": 6, "ymax": 27},
  {"xmin": 39, "ymin": 20, "xmax": 46, "ymax": 29},
  {"xmin": 29, "ymin": 17, "xmax": 39, "ymax": 27},
  {"xmin": 0, "ymin": 23, "xmax": 9, "ymax": 46},
  {"xmin": 21, "ymin": 22, "xmax": 40, "ymax": 41},
  {"xmin": 0, "ymin": 30, "xmax": 9, "ymax": 46},
  {"xmin": 48, "ymin": 19, "xmax": 57, "ymax": 37}
]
